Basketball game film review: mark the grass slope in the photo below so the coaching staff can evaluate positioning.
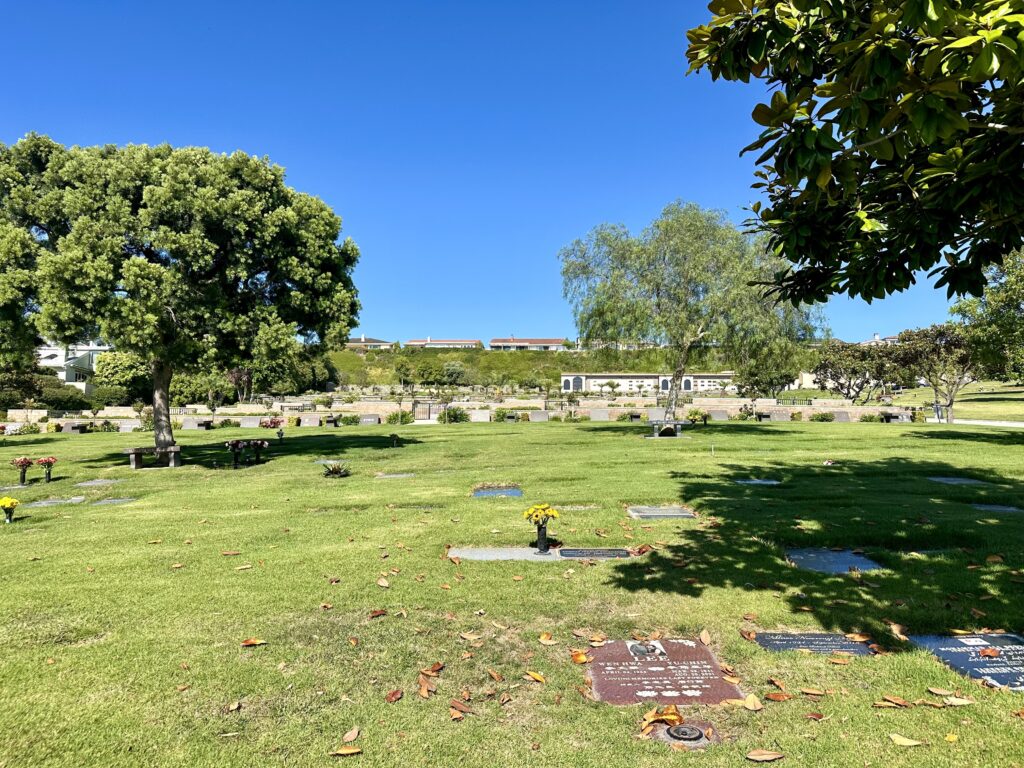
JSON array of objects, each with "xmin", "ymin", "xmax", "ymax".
[
  {"xmin": 1, "ymin": 422, "xmax": 1022, "ymax": 767},
  {"xmin": 893, "ymin": 381, "xmax": 1024, "ymax": 422}
]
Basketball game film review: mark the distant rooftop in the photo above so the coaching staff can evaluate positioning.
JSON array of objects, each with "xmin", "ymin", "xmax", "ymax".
[{"xmin": 490, "ymin": 338, "xmax": 567, "ymax": 345}]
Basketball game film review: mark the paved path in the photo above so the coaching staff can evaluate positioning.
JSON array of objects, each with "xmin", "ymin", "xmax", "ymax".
[{"xmin": 927, "ymin": 417, "xmax": 1024, "ymax": 429}]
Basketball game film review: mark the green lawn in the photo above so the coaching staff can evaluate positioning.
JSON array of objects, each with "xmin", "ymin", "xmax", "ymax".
[
  {"xmin": 1, "ymin": 422, "xmax": 1023, "ymax": 767},
  {"xmin": 893, "ymin": 381, "xmax": 1024, "ymax": 422}
]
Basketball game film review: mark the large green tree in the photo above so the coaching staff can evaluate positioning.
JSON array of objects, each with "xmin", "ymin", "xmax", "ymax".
[
  {"xmin": 687, "ymin": 1, "xmax": 1024, "ymax": 304},
  {"xmin": 560, "ymin": 201, "xmax": 819, "ymax": 418},
  {"xmin": 896, "ymin": 323, "xmax": 977, "ymax": 422},
  {"xmin": 954, "ymin": 249, "xmax": 1024, "ymax": 383},
  {"xmin": 0, "ymin": 135, "xmax": 359, "ymax": 451}
]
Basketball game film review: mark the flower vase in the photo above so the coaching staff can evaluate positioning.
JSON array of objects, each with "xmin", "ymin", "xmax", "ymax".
[
  {"xmin": 232, "ymin": 451, "xmax": 240, "ymax": 470},
  {"xmin": 44, "ymin": 467, "xmax": 52, "ymax": 483},
  {"xmin": 536, "ymin": 522, "xmax": 549, "ymax": 553},
  {"xmin": 18, "ymin": 468, "xmax": 27, "ymax": 486},
  {"xmin": 4, "ymin": 508, "xmax": 13, "ymax": 524},
  {"xmin": 252, "ymin": 448, "xmax": 261, "ymax": 464}
]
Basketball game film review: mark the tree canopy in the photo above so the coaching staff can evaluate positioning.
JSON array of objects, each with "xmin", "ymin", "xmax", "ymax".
[
  {"xmin": 954, "ymin": 249, "xmax": 1024, "ymax": 383},
  {"xmin": 896, "ymin": 323, "xmax": 977, "ymax": 422},
  {"xmin": 0, "ymin": 134, "xmax": 359, "ymax": 448},
  {"xmin": 687, "ymin": 1, "xmax": 1024, "ymax": 304},
  {"xmin": 560, "ymin": 201, "xmax": 820, "ymax": 416}
]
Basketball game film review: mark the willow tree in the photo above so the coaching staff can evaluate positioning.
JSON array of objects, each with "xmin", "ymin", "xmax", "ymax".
[
  {"xmin": 0, "ymin": 134, "xmax": 359, "ymax": 452},
  {"xmin": 560, "ymin": 201, "xmax": 816, "ymax": 418}
]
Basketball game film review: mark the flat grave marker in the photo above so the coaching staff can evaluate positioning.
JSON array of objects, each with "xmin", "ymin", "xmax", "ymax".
[
  {"xmin": 75, "ymin": 479, "xmax": 118, "ymax": 488},
  {"xmin": 911, "ymin": 633, "xmax": 1024, "ymax": 691},
  {"xmin": 91, "ymin": 498, "xmax": 137, "ymax": 506},
  {"xmin": 375, "ymin": 472, "xmax": 415, "ymax": 479},
  {"xmin": 24, "ymin": 496, "xmax": 87, "ymax": 508},
  {"xmin": 754, "ymin": 632, "xmax": 873, "ymax": 656},
  {"xmin": 972, "ymin": 504, "xmax": 1021, "ymax": 513},
  {"xmin": 473, "ymin": 487, "xmax": 523, "ymax": 498},
  {"xmin": 589, "ymin": 639, "xmax": 742, "ymax": 705},
  {"xmin": 735, "ymin": 479, "xmax": 781, "ymax": 486},
  {"xmin": 928, "ymin": 476, "xmax": 988, "ymax": 486},
  {"xmin": 559, "ymin": 548, "xmax": 631, "ymax": 559},
  {"xmin": 314, "ymin": 459, "xmax": 347, "ymax": 465},
  {"xmin": 627, "ymin": 505, "xmax": 696, "ymax": 520},
  {"xmin": 786, "ymin": 548, "xmax": 882, "ymax": 574},
  {"xmin": 446, "ymin": 547, "xmax": 558, "ymax": 562}
]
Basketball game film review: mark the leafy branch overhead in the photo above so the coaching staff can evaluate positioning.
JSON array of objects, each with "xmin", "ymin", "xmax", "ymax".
[{"xmin": 687, "ymin": 0, "xmax": 1024, "ymax": 303}]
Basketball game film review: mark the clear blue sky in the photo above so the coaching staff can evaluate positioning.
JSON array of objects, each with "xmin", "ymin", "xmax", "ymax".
[{"xmin": 1, "ymin": 1, "xmax": 953, "ymax": 344}]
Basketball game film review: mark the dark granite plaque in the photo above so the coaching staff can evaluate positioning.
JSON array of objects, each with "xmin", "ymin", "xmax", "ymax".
[
  {"xmin": 628, "ymin": 505, "xmax": 697, "ymax": 520},
  {"xmin": 590, "ymin": 639, "xmax": 742, "ymax": 705},
  {"xmin": 786, "ymin": 548, "xmax": 882, "ymax": 573},
  {"xmin": 559, "ymin": 548, "xmax": 631, "ymax": 559},
  {"xmin": 911, "ymin": 633, "xmax": 1024, "ymax": 690},
  {"xmin": 755, "ymin": 632, "xmax": 873, "ymax": 656}
]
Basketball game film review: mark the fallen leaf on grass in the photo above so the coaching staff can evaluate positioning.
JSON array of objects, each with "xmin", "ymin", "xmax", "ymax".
[
  {"xmin": 329, "ymin": 746, "xmax": 362, "ymax": 757},
  {"xmin": 800, "ymin": 688, "xmax": 826, "ymax": 697},
  {"xmin": 805, "ymin": 713, "xmax": 826, "ymax": 721},
  {"xmin": 171, "ymin": 563, "xmax": 185, "ymax": 570},
  {"xmin": 945, "ymin": 733, "xmax": 958, "ymax": 743},
  {"xmin": 538, "ymin": 632, "xmax": 558, "ymax": 646},
  {"xmin": 889, "ymin": 734, "xmax": 923, "ymax": 747},
  {"xmin": 376, "ymin": 577, "xmax": 390, "ymax": 589},
  {"xmin": 570, "ymin": 649, "xmax": 592, "ymax": 665},
  {"xmin": 221, "ymin": 551, "xmax": 241, "ymax": 556},
  {"xmin": 385, "ymin": 689, "xmax": 403, "ymax": 703},
  {"xmin": 740, "ymin": 629, "xmax": 757, "ymax": 642},
  {"xmin": 420, "ymin": 662, "xmax": 445, "ymax": 676},
  {"xmin": 524, "ymin": 671, "xmax": 546, "ymax": 683},
  {"xmin": 743, "ymin": 694, "xmax": 764, "ymax": 712},
  {"xmin": 235, "ymin": 564, "xmax": 253, "ymax": 571},
  {"xmin": 459, "ymin": 632, "xmax": 482, "ymax": 642},
  {"xmin": 943, "ymin": 696, "xmax": 973, "ymax": 707},
  {"xmin": 882, "ymin": 695, "xmax": 912, "ymax": 708},
  {"xmin": 927, "ymin": 687, "xmax": 954, "ymax": 697},
  {"xmin": 449, "ymin": 699, "xmax": 474, "ymax": 714},
  {"xmin": 746, "ymin": 749, "xmax": 784, "ymax": 762},
  {"xmin": 240, "ymin": 638, "xmax": 266, "ymax": 647},
  {"xmin": 765, "ymin": 693, "xmax": 793, "ymax": 702},
  {"xmin": 227, "ymin": 701, "xmax": 242, "ymax": 712},
  {"xmin": 368, "ymin": 610, "xmax": 387, "ymax": 619},
  {"xmin": 487, "ymin": 668, "xmax": 504, "ymax": 682},
  {"xmin": 342, "ymin": 726, "xmax": 360, "ymax": 743},
  {"xmin": 699, "ymin": 629, "xmax": 712, "ymax": 645}
]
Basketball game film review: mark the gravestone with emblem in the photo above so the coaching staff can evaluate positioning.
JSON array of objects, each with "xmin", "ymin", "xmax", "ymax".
[
  {"xmin": 754, "ymin": 632, "xmax": 873, "ymax": 656},
  {"xmin": 590, "ymin": 639, "xmax": 742, "ymax": 705},
  {"xmin": 911, "ymin": 633, "xmax": 1024, "ymax": 690},
  {"xmin": 559, "ymin": 548, "xmax": 631, "ymax": 559}
]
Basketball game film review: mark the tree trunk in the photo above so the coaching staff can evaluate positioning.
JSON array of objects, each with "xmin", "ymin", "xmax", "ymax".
[
  {"xmin": 664, "ymin": 350, "xmax": 691, "ymax": 421},
  {"xmin": 151, "ymin": 361, "xmax": 176, "ymax": 452},
  {"xmin": 945, "ymin": 400, "xmax": 955, "ymax": 424}
]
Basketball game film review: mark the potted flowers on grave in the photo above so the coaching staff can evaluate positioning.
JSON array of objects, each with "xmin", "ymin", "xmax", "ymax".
[
  {"xmin": 225, "ymin": 439, "xmax": 247, "ymax": 469},
  {"xmin": 0, "ymin": 496, "xmax": 18, "ymax": 524},
  {"xmin": 523, "ymin": 503, "xmax": 560, "ymax": 554},
  {"xmin": 10, "ymin": 457, "xmax": 33, "ymax": 486},
  {"xmin": 248, "ymin": 439, "xmax": 269, "ymax": 464},
  {"xmin": 36, "ymin": 456, "xmax": 58, "ymax": 483}
]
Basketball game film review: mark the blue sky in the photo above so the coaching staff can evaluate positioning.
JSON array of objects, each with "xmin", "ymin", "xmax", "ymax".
[{"xmin": 1, "ymin": 1, "xmax": 953, "ymax": 344}]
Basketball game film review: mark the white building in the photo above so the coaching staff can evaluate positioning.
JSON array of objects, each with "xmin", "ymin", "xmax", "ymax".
[
  {"xmin": 560, "ymin": 371, "xmax": 734, "ymax": 395},
  {"xmin": 405, "ymin": 337, "xmax": 483, "ymax": 349},
  {"xmin": 36, "ymin": 340, "xmax": 113, "ymax": 395},
  {"xmin": 490, "ymin": 337, "xmax": 568, "ymax": 352}
]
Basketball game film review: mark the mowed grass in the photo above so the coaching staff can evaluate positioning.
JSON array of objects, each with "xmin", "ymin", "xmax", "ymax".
[
  {"xmin": 1, "ymin": 422, "xmax": 1023, "ymax": 767},
  {"xmin": 893, "ymin": 381, "xmax": 1024, "ymax": 422}
]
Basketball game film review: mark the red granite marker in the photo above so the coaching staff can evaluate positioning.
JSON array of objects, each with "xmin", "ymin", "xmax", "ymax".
[{"xmin": 589, "ymin": 639, "xmax": 742, "ymax": 705}]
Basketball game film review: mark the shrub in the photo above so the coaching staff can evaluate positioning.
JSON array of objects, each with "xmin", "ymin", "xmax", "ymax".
[
  {"xmin": 386, "ymin": 410, "xmax": 415, "ymax": 425},
  {"xmin": 810, "ymin": 412, "xmax": 836, "ymax": 422},
  {"xmin": 171, "ymin": 420, "xmax": 183, "ymax": 430},
  {"xmin": 438, "ymin": 406, "xmax": 470, "ymax": 424},
  {"xmin": 548, "ymin": 414, "xmax": 562, "ymax": 422},
  {"xmin": 139, "ymin": 407, "xmax": 154, "ymax": 431},
  {"xmin": 218, "ymin": 419, "xmax": 241, "ymax": 428},
  {"xmin": 790, "ymin": 411, "xmax": 803, "ymax": 421},
  {"xmin": 98, "ymin": 420, "xmax": 120, "ymax": 433},
  {"xmin": 912, "ymin": 410, "xmax": 927, "ymax": 423},
  {"xmin": 339, "ymin": 414, "xmax": 361, "ymax": 426},
  {"xmin": 39, "ymin": 385, "xmax": 90, "ymax": 411},
  {"xmin": 859, "ymin": 413, "xmax": 880, "ymax": 423},
  {"xmin": 322, "ymin": 462, "xmax": 351, "ymax": 478},
  {"xmin": 18, "ymin": 423, "xmax": 41, "ymax": 435},
  {"xmin": 260, "ymin": 417, "xmax": 284, "ymax": 429},
  {"xmin": 686, "ymin": 408, "xmax": 709, "ymax": 423},
  {"xmin": 730, "ymin": 412, "xmax": 750, "ymax": 421},
  {"xmin": 616, "ymin": 411, "xmax": 642, "ymax": 422},
  {"xmin": 46, "ymin": 422, "xmax": 61, "ymax": 433},
  {"xmin": 493, "ymin": 408, "xmax": 515, "ymax": 422},
  {"xmin": 312, "ymin": 395, "xmax": 333, "ymax": 408},
  {"xmin": 287, "ymin": 416, "xmax": 301, "ymax": 428}
]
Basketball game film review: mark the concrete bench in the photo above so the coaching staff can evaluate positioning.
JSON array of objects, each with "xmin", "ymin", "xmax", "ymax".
[
  {"xmin": 650, "ymin": 419, "xmax": 692, "ymax": 437},
  {"xmin": 124, "ymin": 445, "xmax": 181, "ymax": 469}
]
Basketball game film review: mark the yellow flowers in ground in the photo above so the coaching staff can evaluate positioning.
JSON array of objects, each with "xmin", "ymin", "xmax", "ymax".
[
  {"xmin": 0, "ymin": 497, "xmax": 20, "ymax": 510},
  {"xmin": 523, "ymin": 504, "xmax": 559, "ymax": 525}
]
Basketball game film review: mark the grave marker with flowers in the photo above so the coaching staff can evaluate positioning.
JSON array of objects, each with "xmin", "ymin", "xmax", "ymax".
[
  {"xmin": 1, "ymin": 496, "xmax": 19, "ymax": 524},
  {"xmin": 523, "ymin": 503, "xmax": 559, "ymax": 554},
  {"xmin": 10, "ymin": 457, "xmax": 33, "ymax": 486},
  {"xmin": 36, "ymin": 457, "xmax": 58, "ymax": 483}
]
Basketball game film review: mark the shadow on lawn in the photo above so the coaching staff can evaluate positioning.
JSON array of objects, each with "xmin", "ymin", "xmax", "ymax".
[
  {"xmin": 907, "ymin": 429, "xmax": 1024, "ymax": 447},
  {"xmin": 79, "ymin": 432, "xmax": 424, "ymax": 470},
  {"xmin": 608, "ymin": 457, "xmax": 1024, "ymax": 645}
]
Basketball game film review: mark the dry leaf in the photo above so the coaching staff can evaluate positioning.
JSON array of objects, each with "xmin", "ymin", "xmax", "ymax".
[
  {"xmin": 765, "ymin": 692, "xmax": 793, "ymax": 702},
  {"xmin": 805, "ymin": 712, "xmax": 825, "ymax": 721},
  {"xmin": 449, "ymin": 699, "xmax": 473, "ymax": 714},
  {"xmin": 945, "ymin": 733, "xmax": 958, "ymax": 743},
  {"xmin": 524, "ymin": 671, "xmax": 546, "ymax": 683},
  {"xmin": 943, "ymin": 696, "xmax": 973, "ymax": 707},
  {"xmin": 889, "ymin": 733, "xmax": 923, "ymax": 747},
  {"xmin": 743, "ymin": 694, "xmax": 764, "ymax": 712},
  {"xmin": 539, "ymin": 632, "xmax": 558, "ymax": 646},
  {"xmin": 385, "ymin": 689, "xmax": 403, "ymax": 703},
  {"xmin": 746, "ymin": 749, "xmax": 785, "ymax": 762},
  {"xmin": 570, "ymin": 650, "xmax": 592, "ymax": 665},
  {"xmin": 927, "ymin": 687, "xmax": 954, "ymax": 696},
  {"xmin": 342, "ymin": 726, "xmax": 360, "ymax": 743},
  {"xmin": 329, "ymin": 745, "xmax": 362, "ymax": 757},
  {"xmin": 240, "ymin": 638, "xmax": 266, "ymax": 647},
  {"xmin": 699, "ymin": 629, "xmax": 711, "ymax": 646},
  {"xmin": 979, "ymin": 647, "xmax": 1001, "ymax": 658},
  {"xmin": 368, "ymin": 610, "xmax": 387, "ymax": 619},
  {"xmin": 800, "ymin": 688, "xmax": 825, "ymax": 697},
  {"xmin": 487, "ymin": 668, "xmax": 504, "ymax": 682},
  {"xmin": 376, "ymin": 577, "xmax": 390, "ymax": 589}
]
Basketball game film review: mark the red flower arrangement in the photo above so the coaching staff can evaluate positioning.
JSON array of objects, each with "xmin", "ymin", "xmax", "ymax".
[{"xmin": 36, "ymin": 457, "xmax": 58, "ymax": 467}]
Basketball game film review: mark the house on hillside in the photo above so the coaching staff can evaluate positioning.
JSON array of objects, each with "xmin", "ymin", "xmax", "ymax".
[
  {"xmin": 35, "ymin": 340, "xmax": 113, "ymax": 395},
  {"xmin": 560, "ymin": 371, "xmax": 735, "ymax": 395},
  {"xmin": 346, "ymin": 334, "xmax": 397, "ymax": 352},
  {"xmin": 405, "ymin": 337, "xmax": 483, "ymax": 349},
  {"xmin": 490, "ymin": 337, "xmax": 570, "ymax": 352}
]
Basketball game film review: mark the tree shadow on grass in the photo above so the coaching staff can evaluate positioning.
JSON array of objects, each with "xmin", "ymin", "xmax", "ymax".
[
  {"xmin": 907, "ymin": 429, "xmax": 1024, "ymax": 447},
  {"xmin": 0, "ymin": 436, "xmax": 63, "ymax": 449},
  {"xmin": 607, "ymin": 457, "xmax": 1024, "ymax": 646},
  {"xmin": 78, "ymin": 433, "xmax": 424, "ymax": 470}
]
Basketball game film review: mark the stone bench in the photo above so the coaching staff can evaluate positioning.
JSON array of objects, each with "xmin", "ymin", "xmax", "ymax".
[{"xmin": 124, "ymin": 445, "xmax": 181, "ymax": 469}]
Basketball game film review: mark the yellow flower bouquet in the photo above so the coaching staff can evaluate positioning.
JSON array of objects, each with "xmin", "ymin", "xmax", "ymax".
[
  {"xmin": 523, "ymin": 504, "xmax": 559, "ymax": 553},
  {"xmin": 1, "ymin": 496, "xmax": 19, "ymax": 524}
]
